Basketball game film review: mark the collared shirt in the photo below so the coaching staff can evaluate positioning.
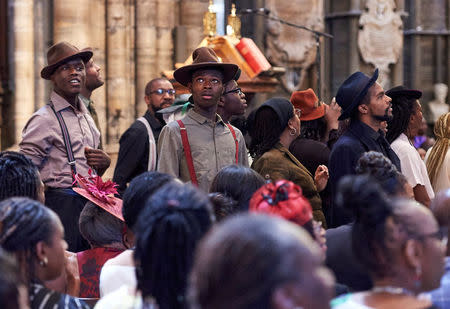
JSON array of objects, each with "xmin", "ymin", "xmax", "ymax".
[
  {"xmin": 113, "ymin": 110, "xmax": 165, "ymax": 194},
  {"xmin": 157, "ymin": 109, "xmax": 248, "ymax": 192},
  {"xmin": 429, "ymin": 257, "xmax": 450, "ymax": 308},
  {"xmin": 20, "ymin": 91, "xmax": 100, "ymax": 188},
  {"xmin": 391, "ymin": 133, "xmax": 434, "ymax": 198}
]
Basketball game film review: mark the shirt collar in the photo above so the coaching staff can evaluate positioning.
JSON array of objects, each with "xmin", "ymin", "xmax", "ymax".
[
  {"xmin": 78, "ymin": 94, "xmax": 91, "ymax": 109},
  {"xmin": 187, "ymin": 109, "xmax": 225, "ymax": 126},
  {"xmin": 50, "ymin": 91, "xmax": 88, "ymax": 114},
  {"xmin": 352, "ymin": 120, "xmax": 381, "ymax": 140},
  {"xmin": 144, "ymin": 110, "xmax": 164, "ymax": 129}
]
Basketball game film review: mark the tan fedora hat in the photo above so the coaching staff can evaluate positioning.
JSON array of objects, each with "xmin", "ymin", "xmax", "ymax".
[
  {"xmin": 174, "ymin": 47, "xmax": 239, "ymax": 87},
  {"xmin": 41, "ymin": 42, "xmax": 93, "ymax": 80}
]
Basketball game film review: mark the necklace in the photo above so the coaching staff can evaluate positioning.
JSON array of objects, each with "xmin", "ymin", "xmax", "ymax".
[{"xmin": 371, "ymin": 286, "xmax": 415, "ymax": 296}]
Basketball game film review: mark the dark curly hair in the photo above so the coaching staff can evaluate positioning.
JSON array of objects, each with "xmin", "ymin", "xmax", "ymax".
[
  {"xmin": 249, "ymin": 107, "xmax": 284, "ymax": 158},
  {"xmin": 386, "ymin": 96, "xmax": 417, "ymax": 143}
]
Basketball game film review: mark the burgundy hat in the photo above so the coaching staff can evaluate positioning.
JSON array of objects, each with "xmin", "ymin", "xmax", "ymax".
[
  {"xmin": 41, "ymin": 42, "xmax": 92, "ymax": 80},
  {"xmin": 174, "ymin": 47, "xmax": 239, "ymax": 87},
  {"xmin": 290, "ymin": 88, "xmax": 326, "ymax": 121}
]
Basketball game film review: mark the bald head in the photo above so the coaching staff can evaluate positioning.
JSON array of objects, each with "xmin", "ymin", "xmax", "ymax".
[{"xmin": 431, "ymin": 189, "xmax": 450, "ymax": 227}]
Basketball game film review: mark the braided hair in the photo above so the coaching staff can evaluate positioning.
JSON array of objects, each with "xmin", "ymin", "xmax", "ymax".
[
  {"xmin": 0, "ymin": 151, "xmax": 40, "ymax": 201},
  {"xmin": 0, "ymin": 197, "xmax": 54, "ymax": 289},
  {"xmin": 386, "ymin": 96, "xmax": 417, "ymax": 143},
  {"xmin": 0, "ymin": 248, "xmax": 22, "ymax": 309},
  {"xmin": 426, "ymin": 112, "xmax": 450, "ymax": 188},
  {"xmin": 134, "ymin": 182, "xmax": 213, "ymax": 309}
]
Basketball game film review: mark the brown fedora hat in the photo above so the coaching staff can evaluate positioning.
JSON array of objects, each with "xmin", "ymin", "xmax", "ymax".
[
  {"xmin": 174, "ymin": 47, "xmax": 239, "ymax": 86},
  {"xmin": 41, "ymin": 42, "xmax": 93, "ymax": 80}
]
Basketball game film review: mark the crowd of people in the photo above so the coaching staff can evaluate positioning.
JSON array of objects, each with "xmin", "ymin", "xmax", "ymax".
[{"xmin": 0, "ymin": 40, "xmax": 449, "ymax": 309}]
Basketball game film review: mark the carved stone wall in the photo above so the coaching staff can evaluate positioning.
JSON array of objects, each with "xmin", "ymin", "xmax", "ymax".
[{"xmin": 265, "ymin": 0, "xmax": 324, "ymax": 93}]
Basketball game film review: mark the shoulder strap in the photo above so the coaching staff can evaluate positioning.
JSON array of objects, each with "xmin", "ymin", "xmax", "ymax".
[
  {"xmin": 226, "ymin": 123, "xmax": 239, "ymax": 164},
  {"xmin": 137, "ymin": 117, "xmax": 157, "ymax": 171},
  {"xmin": 49, "ymin": 103, "xmax": 77, "ymax": 182},
  {"xmin": 177, "ymin": 120, "xmax": 198, "ymax": 186}
]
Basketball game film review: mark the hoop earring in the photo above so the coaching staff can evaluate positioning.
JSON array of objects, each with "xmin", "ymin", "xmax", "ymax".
[{"xmin": 289, "ymin": 128, "xmax": 297, "ymax": 136}]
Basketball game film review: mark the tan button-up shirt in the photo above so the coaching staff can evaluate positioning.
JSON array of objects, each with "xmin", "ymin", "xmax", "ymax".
[
  {"xmin": 157, "ymin": 109, "xmax": 249, "ymax": 192},
  {"xmin": 19, "ymin": 91, "xmax": 100, "ymax": 188}
]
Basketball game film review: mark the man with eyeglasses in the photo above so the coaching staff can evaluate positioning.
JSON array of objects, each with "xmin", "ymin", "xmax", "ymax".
[
  {"xmin": 157, "ymin": 47, "xmax": 249, "ymax": 192},
  {"xmin": 217, "ymin": 71, "xmax": 247, "ymax": 123},
  {"xmin": 113, "ymin": 78, "xmax": 175, "ymax": 194}
]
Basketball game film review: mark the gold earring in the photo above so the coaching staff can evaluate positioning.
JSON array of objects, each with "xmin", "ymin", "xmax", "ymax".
[{"xmin": 39, "ymin": 257, "xmax": 48, "ymax": 267}]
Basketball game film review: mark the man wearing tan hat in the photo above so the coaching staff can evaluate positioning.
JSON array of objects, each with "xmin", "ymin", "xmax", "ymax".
[
  {"xmin": 157, "ymin": 47, "xmax": 248, "ymax": 191},
  {"xmin": 19, "ymin": 42, "xmax": 109, "ymax": 251}
]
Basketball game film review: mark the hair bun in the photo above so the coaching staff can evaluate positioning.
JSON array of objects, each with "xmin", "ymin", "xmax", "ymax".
[{"xmin": 336, "ymin": 175, "xmax": 392, "ymax": 227}]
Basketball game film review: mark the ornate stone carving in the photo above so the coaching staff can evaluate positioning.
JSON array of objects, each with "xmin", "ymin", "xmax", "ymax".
[
  {"xmin": 265, "ymin": 0, "xmax": 324, "ymax": 92},
  {"xmin": 358, "ymin": 0, "xmax": 403, "ymax": 88}
]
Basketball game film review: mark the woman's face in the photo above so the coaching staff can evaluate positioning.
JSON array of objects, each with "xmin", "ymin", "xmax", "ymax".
[
  {"xmin": 42, "ymin": 213, "xmax": 67, "ymax": 281},
  {"xmin": 416, "ymin": 210, "xmax": 446, "ymax": 292}
]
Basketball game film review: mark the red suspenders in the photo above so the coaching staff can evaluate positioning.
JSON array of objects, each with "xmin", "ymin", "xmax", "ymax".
[{"xmin": 177, "ymin": 120, "xmax": 239, "ymax": 186}]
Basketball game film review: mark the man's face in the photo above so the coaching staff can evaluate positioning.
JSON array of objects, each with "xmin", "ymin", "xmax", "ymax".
[
  {"xmin": 51, "ymin": 58, "xmax": 86, "ymax": 99},
  {"xmin": 146, "ymin": 79, "xmax": 175, "ymax": 112},
  {"xmin": 221, "ymin": 80, "xmax": 247, "ymax": 116},
  {"xmin": 188, "ymin": 69, "xmax": 224, "ymax": 111},
  {"xmin": 365, "ymin": 82, "xmax": 392, "ymax": 122},
  {"xmin": 84, "ymin": 58, "xmax": 104, "ymax": 91},
  {"xmin": 410, "ymin": 100, "xmax": 424, "ymax": 133}
]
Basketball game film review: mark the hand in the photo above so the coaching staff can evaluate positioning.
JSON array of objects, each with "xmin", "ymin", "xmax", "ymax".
[
  {"xmin": 314, "ymin": 165, "xmax": 329, "ymax": 192},
  {"xmin": 324, "ymin": 97, "xmax": 341, "ymax": 131},
  {"xmin": 64, "ymin": 251, "xmax": 80, "ymax": 297},
  {"xmin": 85, "ymin": 147, "xmax": 111, "ymax": 176}
]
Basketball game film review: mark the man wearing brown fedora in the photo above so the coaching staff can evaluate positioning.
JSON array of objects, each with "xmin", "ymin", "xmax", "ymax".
[
  {"xmin": 19, "ymin": 41, "xmax": 109, "ymax": 252},
  {"xmin": 328, "ymin": 69, "xmax": 401, "ymax": 227},
  {"xmin": 157, "ymin": 47, "xmax": 248, "ymax": 192}
]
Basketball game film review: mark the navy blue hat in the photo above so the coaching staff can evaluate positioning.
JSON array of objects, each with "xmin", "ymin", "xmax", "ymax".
[
  {"xmin": 259, "ymin": 98, "xmax": 294, "ymax": 128},
  {"xmin": 336, "ymin": 69, "xmax": 379, "ymax": 120}
]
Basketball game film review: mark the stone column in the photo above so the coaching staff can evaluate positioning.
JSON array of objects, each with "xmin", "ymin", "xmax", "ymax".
[
  {"xmin": 106, "ymin": 0, "xmax": 134, "ymax": 143},
  {"xmin": 88, "ymin": 0, "xmax": 107, "ymax": 140},
  {"xmin": 156, "ymin": 0, "xmax": 176, "ymax": 74},
  {"xmin": 179, "ymin": 0, "xmax": 209, "ymax": 56},
  {"xmin": 135, "ymin": 0, "xmax": 157, "ymax": 116},
  {"xmin": 11, "ymin": 0, "xmax": 35, "ymax": 144},
  {"xmin": 53, "ymin": 0, "xmax": 91, "ymax": 47}
]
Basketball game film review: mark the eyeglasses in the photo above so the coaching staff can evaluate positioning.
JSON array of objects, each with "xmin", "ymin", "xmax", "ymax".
[
  {"xmin": 415, "ymin": 227, "xmax": 448, "ymax": 248},
  {"xmin": 148, "ymin": 88, "xmax": 176, "ymax": 96},
  {"xmin": 294, "ymin": 108, "xmax": 302, "ymax": 118},
  {"xmin": 223, "ymin": 87, "xmax": 243, "ymax": 96}
]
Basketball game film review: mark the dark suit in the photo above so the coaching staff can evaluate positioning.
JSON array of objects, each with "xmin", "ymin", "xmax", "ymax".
[{"xmin": 328, "ymin": 120, "xmax": 401, "ymax": 226}]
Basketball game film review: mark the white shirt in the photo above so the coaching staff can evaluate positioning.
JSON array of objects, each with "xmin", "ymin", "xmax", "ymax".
[
  {"xmin": 425, "ymin": 146, "xmax": 450, "ymax": 194},
  {"xmin": 99, "ymin": 250, "xmax": 136, "ymax": 297},
  {"xmin": 391, "ymin": 134, "xmax": 434, "ymax": 199}
]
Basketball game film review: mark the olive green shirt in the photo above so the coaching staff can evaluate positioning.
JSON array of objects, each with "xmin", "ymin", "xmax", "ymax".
[{"xmin": 157, "ymin": 109, "xmax": 249, "ymax": 192}]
